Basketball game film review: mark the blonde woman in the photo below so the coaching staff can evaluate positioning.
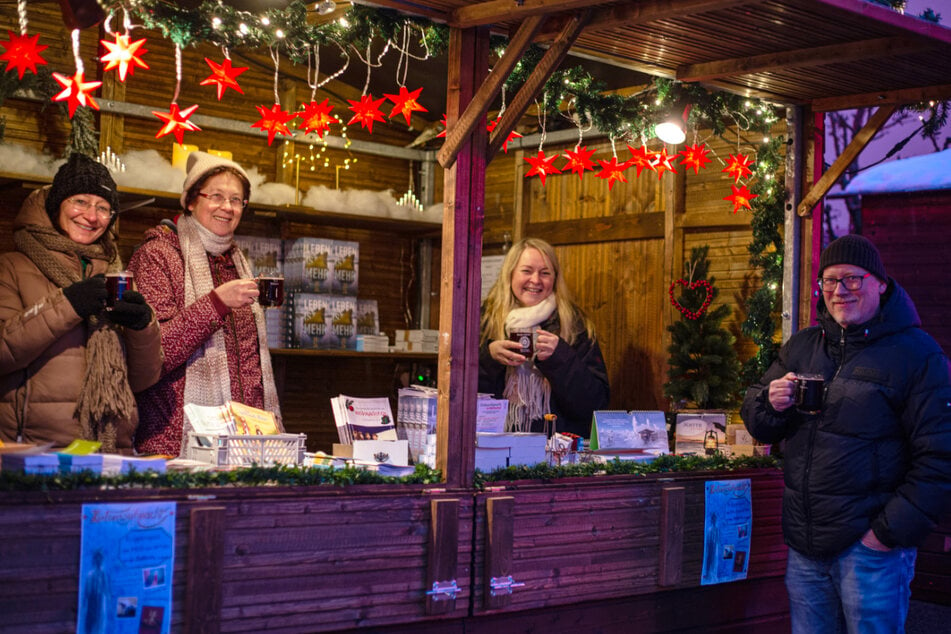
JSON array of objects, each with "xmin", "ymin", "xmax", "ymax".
[{"xmin": 479, "ymin": 238, "xmax": 609, "ymax": 435}]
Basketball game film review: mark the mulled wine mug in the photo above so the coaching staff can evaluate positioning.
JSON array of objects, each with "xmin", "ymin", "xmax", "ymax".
[
  {"xmin": 256, "ymin": 276, "xmax": 285, "ymax": 308},
  {"xmin": 794, "ymin": 373, "xmax": 824, "ymax": 414},
  {"xmin": 104, "ymin": 271, "xmax": 134, "ymax": 309},
  {"xmin": 510, "ymin": 329, "xmax": 534, "ymax": 358}
]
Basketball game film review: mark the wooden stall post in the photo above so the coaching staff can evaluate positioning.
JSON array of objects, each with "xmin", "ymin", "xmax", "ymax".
[
  {"xmin": 484, "ymin": 496, "xmax": 516, "ymax": 609},
  {"xmin": 426, "ymin": 498, "xmax": 461, "ymax": 615},
  {"xmin": 186, "ymin": 506, "xmax": 226, "ymax": 634},
  {"xmin": 658, "ymin": 486, "xmax": 685, "ymax": 587}
]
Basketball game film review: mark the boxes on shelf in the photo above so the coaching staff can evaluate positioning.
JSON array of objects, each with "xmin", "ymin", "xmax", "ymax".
[
  {"xmin": 285, "ymin": 237, "xmax": 334, "ymax": 293},
  {"xmin": 356, "ymin": 334, "xmax": 389, "ymax": 352},
  {"xmin": 234, "ymin": 235, "xmax": 283, "ymax": 278},
  {"xmin": 476, "ymin": 432, "xmax": 547, "ymax": 468},
  {"xmin": 393, "ymin": 329, "xmax": 439, "ymax": 354},
  {"xmin": 330, "ymin": 240, "xmax": 359, "ymax": 295},
  {"xmin": 356, "ymin": 299, "xmax": 379, "ymax": 336},
  {"xmin": 185, "ymin": 433, "xmax": 306, "ymax": 467},
  {"xmin": 284, "ymin": 292, "xmax": 357, "ymax": 349}
]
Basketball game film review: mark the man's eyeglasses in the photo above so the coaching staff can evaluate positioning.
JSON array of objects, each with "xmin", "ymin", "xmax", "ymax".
[
  {"xmin": 68, "ymin": 196, "xmax": 113, "ymax": 219},
  {"xmin": 197, "ymin": 192, "xmax": 247, "ymax": 209},
  {"xmin": 817, "ymin": 273, "xmax": 872, "ymax": 292}
]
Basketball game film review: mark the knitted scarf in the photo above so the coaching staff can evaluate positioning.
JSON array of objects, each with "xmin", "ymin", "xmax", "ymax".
[
  {"xmin": 502, "ymin": 294, "xmax": 557, "ymax": 432},
  {"xmin": 177, "ymin": 215, "xmax": 282, "ymax": 453},
  {"xmin": 13, "ymin": 222, "xmax": 127, "ymax": 453}
]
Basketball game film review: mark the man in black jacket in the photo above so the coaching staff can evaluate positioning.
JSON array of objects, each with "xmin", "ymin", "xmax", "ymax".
[{"xmin": 742, "ymin": 234, "xmax": 951, "ymax": 633}]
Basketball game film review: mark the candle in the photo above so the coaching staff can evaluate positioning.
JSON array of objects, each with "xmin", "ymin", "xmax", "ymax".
[
  {"xmin": 207, "ymin": 148, "xmax": 232, "ymax": 161},
  {"xmin": 172, "ymin": 143, "xmax": 198, "ymax": 169}
]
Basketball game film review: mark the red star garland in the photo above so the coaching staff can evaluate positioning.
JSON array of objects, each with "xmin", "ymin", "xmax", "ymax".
[
  {"xmin": 724, "ymin": 184, "xmax": 758, "ymax": 214},
  {"xmin": 625, "ymin": 144, "xmax": 658, "ymax": 177},
  {"xmin": 152, "ymin": 103, "xmax": 200, "ymax": 145},
  {"xmin": 486, "ymin": 118, "xmax": 522, "ymax": 152},
  {"xmin": 678, "ymin": 143, "xmax": 712, "ymax": 175},
  {"xmin": 52, "ymin": 71, "xmax": 101, "ymax": 118},
  {"xmin": 723, "ymin": 153, "xmax": 754, "ymax": 184},
  {"xmin": 99, "ymin": 33, "xmax": 149, "ymax": 82},
  {"xmin": 595, "ymin": 157, "xmax": 628, "ymax": 190},
  {"xmin": 384, "ymin": 86, "xmax": 427, "ymax": 127},
  {"xmin": 653, "ymin": 147, "xmax": 678, "ymax": 179},
  {"xmin": 0, "ymin": 31, "xmax": 48, "ymax": 79},
  {"xmin": 668, "ymin": 278, "xmax": 714, "ymax": 320},
  {"xmin": 347, "ymin": 94, "xmax": 387, "ymax": 133},
  {"xmin": 562, "ymin": 145, "xmax": 597, "ymax": 179},
  {"xmin": 297, "ymin": 98, "xmax": 335, "ymax": 138},
  {"xmin": 524, "ymin": 150, "xmax": 562, "ymax": 186},
  {"xmin": 200, "ymin": 57, "xmax": 248, "ymax": 100},
  {"xmin": 436, "ymin": 113, "xmax": 447, "ymax": 138},
  {"xmin": 251, "ymin": 103, "xmax": 297, "ymax": 145}
]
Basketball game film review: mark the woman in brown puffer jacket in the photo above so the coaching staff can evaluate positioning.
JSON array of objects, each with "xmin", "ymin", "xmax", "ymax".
[{"xmin": 0, "ymin": 153, "xmax": 163, "ymax": 453}]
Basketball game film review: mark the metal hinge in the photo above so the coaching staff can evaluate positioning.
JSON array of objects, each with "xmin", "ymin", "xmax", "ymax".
[
  {"xmin": 489, "ymin": 575, "xmax": 525, "ymax": 597},
  {"xmin": 425, "ymin": 580, "xmax": 458, "ymax": 601}
]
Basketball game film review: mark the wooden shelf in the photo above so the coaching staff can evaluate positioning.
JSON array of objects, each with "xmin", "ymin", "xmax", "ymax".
[{"xmin": 270, "ymin": 348, "xmax": 437, "ymax": 360}]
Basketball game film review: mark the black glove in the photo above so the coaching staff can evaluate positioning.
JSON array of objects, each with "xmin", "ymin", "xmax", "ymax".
[
  {"xmin": 63, "ymin": 275, "xmax": 107, "ymax": 319},
  {"xmin": 106, "ymin": 290, "xmax": 153, "ymax": 331}
]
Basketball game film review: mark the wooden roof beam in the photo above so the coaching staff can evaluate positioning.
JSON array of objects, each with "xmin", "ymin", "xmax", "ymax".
[
  {"xmin": 811, "ymin": 83, "xmax": 951, "ymax": 111},
  {"xmin": 677, "ymin": 36, "xmax": 929, "ymax": 82},
  {"xmin": 488, "ymin": 10, "xmax": 593, "ymax": 159},
  {"xmin": 451, "ymin": 0, "xmax": 607, "ymax": 28},
  {"xmin": 797, "ymin": 104, "xmax": 896, "ymax": 217},
  {"xmin": 436, "ymin": 15, "xmax": 547, "ymax": 169}
]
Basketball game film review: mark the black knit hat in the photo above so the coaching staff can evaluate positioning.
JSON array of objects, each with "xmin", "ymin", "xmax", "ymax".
[
  {"xmin": 819, "ymin": 234, "xmax": 887, "ymax": 281},
  {"xmin": 45, "ymin": 153, "xmax": 120, "ymax": 225}
]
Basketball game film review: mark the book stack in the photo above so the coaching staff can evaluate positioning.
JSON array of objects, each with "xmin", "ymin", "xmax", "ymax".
[
  {"xmin": 475, "ymin": 432, "xmax": 548, "ymax": 468},
  {"xmin": 392, "ymin": 329, "xmax": 439, "ymax": 353},
  {"xmin": 1, "ymin": 452, "xmax": 60, "ymax": 475},
  {"xmin": 283, "ymin": 292, "xmax": 357, "ymax": 349},
  {"xmin": 235, "ymin": 234, "xmax": 286, "ymax": 346},
  {"xmin": 57, "ymin": 452, "xmax": 104, "ymax": 474},
  {"xmin": 356, "ymin": 334, "xmax": 389, "ymax": 352}
]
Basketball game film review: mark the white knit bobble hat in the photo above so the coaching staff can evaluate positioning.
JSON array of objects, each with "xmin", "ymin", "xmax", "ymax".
[{"xmin": 180, "ymin": 150, "xmax": 251, "ymax": 209}]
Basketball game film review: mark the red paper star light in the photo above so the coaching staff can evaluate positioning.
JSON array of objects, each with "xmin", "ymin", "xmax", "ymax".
[
  {"xmin": 524, "ymin": 150, "xmax": 562, "ymax": 186},
  {"xmin": 724, "ymin": 184, "xmax": 758, "ymax": 214},
  {"xmin": 679, "ymin": 143, "xmax": 712, "ymax": 175},
  {"xmin": 99, "ymin": 33, "xmax": 148, "ymax": 82},
  {"xmin": 486, "ymin": 118, "xmax": 523, "ymax": 152},
  {"xmin": 595, "ymin": 157, "xmax": 629, "ymax": 190},
  {"xmin": 625, "ymin": 144, "xmax": 658, "ymax": 177},
  {"xmin": 152, "ymin": 103, "xmax": 200, "ymax": 145},
  {"xmin": 52, "ymin": 71, "xmax": 101, "ymax": 118},
  {"xmin": 0, "ymin": 30, "xmax": 48, "ymax": 79},
  {"xmin": 653, "ymin": 147, "xmax": 677, "ymax": 179},
  {"xmin": 723, "ymin": 153, "xmax": 754, "ymax": 184},
  {"xmin": 347, "ymin": 94, "xmax": 387, "ymax": 133},
  {"xmin": 200, "ymin": 57, "xmax": 248, "ymax": 100},
  {"xmin": 437, "ymin": 114, "xmax": 447, "ymax": 138},
  {"xmin": 562, "ymin": 145, "xmax": 597, "ymax": 179},
  {"xmin": 251, "ymin": 103, "xmax": 297, "ymax": 145},
  {"xmin": 297, "ymin": 99, "xmax": 336, "ymax": 138},
  {"xmin": 384, "ymin": 86, "xmax": 427, "ymax": 127}
]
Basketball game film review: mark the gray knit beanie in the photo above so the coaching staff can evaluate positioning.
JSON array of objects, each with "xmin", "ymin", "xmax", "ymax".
[
  {"xmin": 819, "ymin": 234, "xmax": 887, "ymax": 281},
  {"xmin": 45, "ymin": 153, "xmax": 119, "ymax": 224}
]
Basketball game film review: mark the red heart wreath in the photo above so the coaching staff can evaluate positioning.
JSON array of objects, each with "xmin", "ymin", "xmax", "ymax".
[{"xmin": 668, "ymin": 278, "xmax": 713, "ymax": 320}]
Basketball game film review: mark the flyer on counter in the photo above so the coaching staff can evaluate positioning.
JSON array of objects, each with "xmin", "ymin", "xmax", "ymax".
[
  {"xmin": 78, "ymin": 501, "xmax": 176, "ymax": 634},
  {"xmin": 701, "ymin": 479, "xmax": 752, "ymax": 586}
]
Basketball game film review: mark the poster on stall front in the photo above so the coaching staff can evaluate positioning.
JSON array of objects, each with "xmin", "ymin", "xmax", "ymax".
[
  {"xmin": 701, "ymin": 479, "xmax": 752, "ymax": 585},
  {"xmin": 78, "ymin": 502, "xmax": 176, "ymax": 634}
]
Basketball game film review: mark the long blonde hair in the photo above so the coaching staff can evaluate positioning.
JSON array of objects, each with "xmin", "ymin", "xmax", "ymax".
[{"xmin": 480, "ymin": 237, "xmax": 596, "ymax": 346}]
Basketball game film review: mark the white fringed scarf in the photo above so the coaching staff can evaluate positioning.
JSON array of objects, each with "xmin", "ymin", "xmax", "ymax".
[
  {"xmin": 178, "ymin": 215, "xmax": 282, "ymax": 454},
  {"xmin": 502, "ymin": 294, "xmax": 557, "ymax": 432}
]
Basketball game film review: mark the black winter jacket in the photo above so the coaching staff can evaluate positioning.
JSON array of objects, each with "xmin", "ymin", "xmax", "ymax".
[
  {"xmin": 741, "ymin": 279, "xmax": 951, "ymax": 559},
  {"xmin": 478, "ymin": 312, "xmax": 610, "ymax": 437}
]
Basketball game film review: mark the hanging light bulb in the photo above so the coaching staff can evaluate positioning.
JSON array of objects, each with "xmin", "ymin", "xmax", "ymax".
[
  {"xmin": 316, "ymin": 0, "xmax": 336, "ymax": 15},
  {"xmin": 654, "ymin": 104, "xmax": 691, "ymax": 145}
]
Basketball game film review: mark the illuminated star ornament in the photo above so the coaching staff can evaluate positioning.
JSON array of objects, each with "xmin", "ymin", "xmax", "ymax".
[
  {"xmin": 723, "ymin": 153, "xmax": 754, "ymax": 183},
  {"xmin": 487, "ymin": 118, "xmax": 522, "ymax": 152},
  {"xmin": 251, "ymin": 103, "xmax": 297, "ymax": 145},
  {"xmin": 562, "ymin": 145, "xmax": 597, "ymax": 179},
  {"xmin": 626, "ymin": 144, "xmax": 657, "ymax": 177},
  {"xmin": 384, "ymin": 86, "xmax": 427, "ymax": 127},
  {"xmin": 52, "ymin": 71, "xmax": 101, "ymax": 118},
  {"xmin": 152, "ymin": 102, "xmax": 200, "ymax": 144},
  {"xmin": 595, "ymin": 157, "xmax": 628, "ymax": 190},
  {"xmin": 201, "ymin": 57, "xmax": 248, "ymax": 100},
  {"xmin": 0, "ymin": 30, "xmax": 48, "ymax": 78},
  {"xmin": 524, "ymin": 150, "xmax": 562, "ymax": 186},
  {"xmin": 99, "ymin": 33, "xmax": 149, "ymax": 82},
  {"xmin": 653, "ymin": 147, "xmax": 677, "ymax": 179},
  {"xmin": 347, "ymin": 94, "xmax": 387, "ymax": 133},
  {"xmin": 678, "ymin": 143, "xmax": 711, "ymax": 175},
  {"xmin": 724, "ymin": 184, "xmax": 758, "ymax": 214},
  {"xmin": 436, "ymin": 114, "xmax": 447, "ymax": 138},
  {"xmin": 297, "ymin": 98, "xmax": 335, "ymax": 138}
]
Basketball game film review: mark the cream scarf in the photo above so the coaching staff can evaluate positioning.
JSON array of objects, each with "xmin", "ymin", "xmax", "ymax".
[
  {"xmin": 178, "ymin": 215, "xmax": 282, "ymax": 454},
  {"xmin": 502, "ymin": 294, "xmax": 556, "ymax": 432}
]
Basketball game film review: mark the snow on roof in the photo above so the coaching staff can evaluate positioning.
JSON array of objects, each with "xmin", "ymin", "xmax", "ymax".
[{"xmin": 840, "ymin": 148, "xmax": 951, "ymax": 196}]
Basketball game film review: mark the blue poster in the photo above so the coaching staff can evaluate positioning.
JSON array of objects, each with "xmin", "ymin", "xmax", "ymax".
[
  {"xmin": 701, "ymin": 479, "xmax": 752, "ymax": 585},
  {"xmin": 78, "ymin": 502, "xmax": 176, "ymax": 634}
]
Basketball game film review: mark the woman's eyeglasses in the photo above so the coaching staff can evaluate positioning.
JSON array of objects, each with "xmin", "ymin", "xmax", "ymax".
[
  {"xmin": 197, "ymin": 192, "xmax": 247, "ymax": 209},
  {"xmin": 68, "ymin": 196, "xmax": 114, "ymax": 219}
]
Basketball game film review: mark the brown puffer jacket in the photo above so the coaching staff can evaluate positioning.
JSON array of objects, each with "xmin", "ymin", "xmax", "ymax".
[{"xmin": 0, "ymin": 188, "xmax": 163, "ymax": 451}]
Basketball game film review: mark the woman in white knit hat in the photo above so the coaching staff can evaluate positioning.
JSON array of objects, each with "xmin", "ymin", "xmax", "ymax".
[{"xmin": 128, "ymin": 151, "xmax": 282, "ymax": 456}]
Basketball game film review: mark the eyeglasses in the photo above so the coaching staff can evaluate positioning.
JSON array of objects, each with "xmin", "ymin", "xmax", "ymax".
[
  {"xmin": 68, "ymin": 196, "xmax": 113, "ymax": 219},
  {"xmin": 197, "ymin": 192, "xmax": 247, "ymax": 209},
  {"xmin": 817, "ymin": 273, "xmax": 872, "ymax": 292}
]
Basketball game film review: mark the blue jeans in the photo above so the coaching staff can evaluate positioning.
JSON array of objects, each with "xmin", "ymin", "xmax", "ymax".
[{"xmin": 786, "ymin": 540, "xmax": 917, "ymax": 634}]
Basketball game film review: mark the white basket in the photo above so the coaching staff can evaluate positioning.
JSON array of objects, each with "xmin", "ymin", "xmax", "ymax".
[{"xmin": 186, "ymin": 433, "xmax": 307, "ymax": 467}]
